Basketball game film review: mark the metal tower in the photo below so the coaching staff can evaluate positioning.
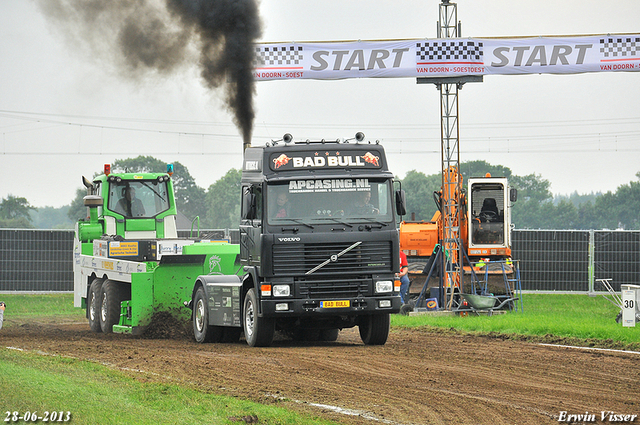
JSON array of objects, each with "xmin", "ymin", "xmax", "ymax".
[{"xmin": 417, "ymin": 0, "xmax": 481, "ymax": 309}]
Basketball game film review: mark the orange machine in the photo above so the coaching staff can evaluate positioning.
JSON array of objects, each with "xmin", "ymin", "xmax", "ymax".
[{"xmin": 399, "ymin": 171, "xmax": 517, "ymax": 298}]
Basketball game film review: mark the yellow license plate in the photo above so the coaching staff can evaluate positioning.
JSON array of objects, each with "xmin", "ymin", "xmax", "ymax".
[{"xmin": 319, "ymin": 300, "xmax": 350, "ymax": 308}]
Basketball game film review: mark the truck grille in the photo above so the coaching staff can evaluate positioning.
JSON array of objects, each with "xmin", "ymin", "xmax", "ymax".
[
  {"xmin": 298, "ymin": 276, "xmax": 370, "ymax": 299},
  {"xmin": 272, "ymin": 241, "xmax": 392, "ymax": 276}
]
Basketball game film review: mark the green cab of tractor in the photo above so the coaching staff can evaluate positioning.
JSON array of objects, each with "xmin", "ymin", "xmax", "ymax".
[{"xmin": 77, "ymin": 163, "xmax": 178, "ymax": 246}]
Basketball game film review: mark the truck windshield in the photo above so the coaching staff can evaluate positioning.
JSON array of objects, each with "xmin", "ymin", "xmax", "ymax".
[
  {"xmin": 266, "ymin": 178, "xmax": 393, "ymax": 225},
  {"xmin": 108, "ymin": 180, "xmax": 171, "ymax": 218}
]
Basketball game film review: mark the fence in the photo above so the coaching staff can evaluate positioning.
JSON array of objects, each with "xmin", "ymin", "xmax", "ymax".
[
  {"xmin": 1, "ymin": 228, "xmax": 638, "ymax": 292},
  {"xmin": 514, "ymin": 230, "xmax": 640, "ymax": 292},
  {"xmin": 0, "ymin": 229, "xmax": 74, "ymax": 292}
]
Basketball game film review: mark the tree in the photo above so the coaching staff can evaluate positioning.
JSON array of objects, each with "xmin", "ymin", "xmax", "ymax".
[
  {"xmin": 30, "ymin": 206, "xmax": 74, "ymax": 229},
  {"xmin": 460, "ymin": 160, "xmax": 512, "ymax": 182},
  {"xmin": 591, "ymin": 191, "xmax": 619, "ymax": 230},
  {"xmin": 575, "ymin": 201, "xmax": 595, "ymax": 230},
  {"xmin": 68, "ymin": 187, "xmax": 89, "ymax": 222},
  {"xmin": 203, "ymin": 169, "xmax": 241, "ymax": 229},
  {"xmin": 400, "ymin": 170, "xmax": 441, "ymax": 221},
  {"xmin": 557, "ymin": 191, "xmax": 601, "ymax": 207},
  {"xmin": 611, "ymin": 172, "xmax": 640, "ymax": 230},
  {"xmin": 510, "ymin": 173, "xmax": 553, "ymax": 229},
  {"xmin": 0, "ymin": 195, "xmax": 37, "ymax": 228},
  {"xmin": 550, "ymin": 199, "xmax": 578, "ymax": 229},
  {"xmin": 510, "ymin": 173, "xmax": 552, "ymax": 203}
]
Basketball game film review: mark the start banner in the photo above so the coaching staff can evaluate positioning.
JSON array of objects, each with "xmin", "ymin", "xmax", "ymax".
[{"xmin": 253, "ymin": 34, "xmax": 640, "ymax": 81}]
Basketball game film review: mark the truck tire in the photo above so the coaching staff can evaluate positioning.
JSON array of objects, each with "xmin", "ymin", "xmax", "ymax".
[
  {"xmin": 222, "ymin": 327, "xmax": 242, "ymax": 343},
  {"xmin": 290, "ymin": 328, "xmax": 320, "ymax": 341},
  {"xmin": 193, "ymin": 286, "xmax": 223, "ymax": 343},
  {"xmin": 321, "ymin": 328, "xmax": 340, "ymax": 342},
  {"xmin": 88, "ymin": 278, "xmax": 104, "ymax": 333},
  {"xmin": 243, "ymin": 288, "xmax": 275, "ymax": 347},
  {"xmin": 359, "ymin": 313, "xmax": 390, "ymax": 345},
  {"xmin": 100, "ymin": 280, "xmax": 122, "ymax": 334}
]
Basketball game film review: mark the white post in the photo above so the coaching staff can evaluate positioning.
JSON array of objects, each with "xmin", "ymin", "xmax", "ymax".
[{"xmin": 621, "ymin": 284, "xmax": 639, "ymax": 327}]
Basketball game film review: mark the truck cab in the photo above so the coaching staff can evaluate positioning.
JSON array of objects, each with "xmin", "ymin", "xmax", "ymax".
[
  {"xmin": 236, "ymin": 136, "xmax": 405, "ymax": 346},
  {"xmin": 99, "ymin": 172, "xmax": 178, "ymax": 239}
]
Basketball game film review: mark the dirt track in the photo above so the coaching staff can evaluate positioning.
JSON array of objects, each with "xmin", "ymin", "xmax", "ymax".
[{"xmin": 3, "ymin": 318, "xmax": 639, "ymax": 425}]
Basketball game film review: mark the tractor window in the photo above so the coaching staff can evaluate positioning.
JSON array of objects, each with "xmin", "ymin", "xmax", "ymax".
[
  {"xmin": 471, "ymin": 184, "xmax": 505, "ymax": 245},
  {"xmin": 108, "ymin": 180, "xmax": 170, "ymax": 218},
  {"xmin": 95, "ymin": 182, "xmax": 103, "ymax": 217}
]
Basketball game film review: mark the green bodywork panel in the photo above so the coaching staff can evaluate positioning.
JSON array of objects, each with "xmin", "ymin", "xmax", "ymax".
[
  {"xmin": 125, "ymin": 218, "xmax": 156, "ymax": 232},
  {"xmin": 113, "ymin": 242, "xmax": 243, "ymax": 333},
  {"xmin": 81, "ymin": 242, "xmax": 93, "ymax": 255}
]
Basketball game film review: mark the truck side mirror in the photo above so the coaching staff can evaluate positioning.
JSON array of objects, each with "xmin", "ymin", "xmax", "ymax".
[
  {"xmin": 395, "ymin": 189, "xmax": 407, "ymax": 216},
  {"xmin": 241, "ymin": 188, "xmax": 257, "ymax": 220},
  {"xmin": 510, "ymin": 188, "xmax": 518, "ymax": 202}
]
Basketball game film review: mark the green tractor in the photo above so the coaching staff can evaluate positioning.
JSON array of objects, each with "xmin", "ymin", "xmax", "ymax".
[{"xmin": 73, "ymin": 164, "xmax": 241, "ymax": 335}]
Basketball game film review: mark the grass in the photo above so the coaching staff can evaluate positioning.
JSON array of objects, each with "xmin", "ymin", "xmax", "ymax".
[
  {"xmin": 0, "ymin": 349, "xmax": 337, "ymax": 425},
  {"xmin": 0, "ymin": 293, "xmax": 83, "ymax": 318},
  {"xmin": 391, "ymin": 293, "xmax": 640, "ymax": 349}
]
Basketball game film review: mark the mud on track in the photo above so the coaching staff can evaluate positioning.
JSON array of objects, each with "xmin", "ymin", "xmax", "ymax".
[{"xmin": 3, "ymin": 318, "xmax": 639, "ymax": 425}]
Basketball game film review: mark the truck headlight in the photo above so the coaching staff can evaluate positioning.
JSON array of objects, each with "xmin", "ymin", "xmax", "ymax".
[
  {"xmin": 375, "ymin": 280, "xmax": 393, "ymax": 293},
  {"xmin": 273, "ymin": 284, "xmax": 291, "ymax": 297}
]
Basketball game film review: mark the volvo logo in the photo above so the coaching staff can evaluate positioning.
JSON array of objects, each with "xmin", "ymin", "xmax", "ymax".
[
  {"xmin": 330, "ymin": 254, "xmax": 338, "ymax": 262},
  {"xmin": 278, "ymin": 237, "xmax": 301, "ymax": 242}
]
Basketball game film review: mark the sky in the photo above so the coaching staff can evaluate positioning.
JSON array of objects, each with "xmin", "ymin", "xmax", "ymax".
[{"xmin": 1, "ymin": 0, "xmax": 639, "ymax": 208}]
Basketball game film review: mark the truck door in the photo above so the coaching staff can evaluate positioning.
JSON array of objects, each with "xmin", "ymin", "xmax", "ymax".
[{"xmin": 240, "ymin": 184, "xmax": 262, "ymax": 268}]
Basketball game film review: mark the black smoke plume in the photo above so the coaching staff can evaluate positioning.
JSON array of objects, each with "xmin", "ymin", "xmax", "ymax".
[{"xmin": 37, "ymin": 0, "xmax": 262, "ymax": 146}]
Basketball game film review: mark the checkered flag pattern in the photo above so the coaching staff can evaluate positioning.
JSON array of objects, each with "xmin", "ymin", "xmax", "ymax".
[
  {"xmin": 254, "ymin": 45, "xmax": 303, "ymax": 67},
  {"xmin": 600, "ymin": 37, "xmax": 640, "ymax": 58},
  {"xmin": 416, "ymin": 40, "xmax": 483, "ymax": 62}
]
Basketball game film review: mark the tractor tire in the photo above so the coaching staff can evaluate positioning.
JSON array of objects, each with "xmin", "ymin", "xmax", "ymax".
[
  {"xmin": 193, "ymin": 286, "xmax": 223, "ymax": 343},
  {"xmin": 88, "ymin": 278, "xmax": 104, "ymax": 333},
  {"xmin": 100, "ymin": 280, "xmax": 123, "ymax": 333},
  {"xmin": 358, "ymin": 313, "xmax": 390, "ymax": 345},
  {"xmin": 243, "ymin": 288, "xmax": 275, "ymax": 347}
]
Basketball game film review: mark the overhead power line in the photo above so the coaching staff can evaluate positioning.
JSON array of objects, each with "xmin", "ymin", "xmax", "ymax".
[{"xmin": 1, "ymin": 109, "xmax": 639, "ymax": 156}]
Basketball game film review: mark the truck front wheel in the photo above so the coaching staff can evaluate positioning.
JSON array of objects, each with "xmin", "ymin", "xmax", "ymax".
[
  {"xmin": 243, "ymin": 288, "xmax": 275, "ymax": 347},
  {"xmin": 193, "ymin": 286, "xmax": 223, "ymax": 343},
  {"xmin": 359, "ymin": 313, "xmax": 390, "ymax": 345},
  {"xmin": 88, "ymin": 278, "xmax": 104, "ymax": 333}
]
